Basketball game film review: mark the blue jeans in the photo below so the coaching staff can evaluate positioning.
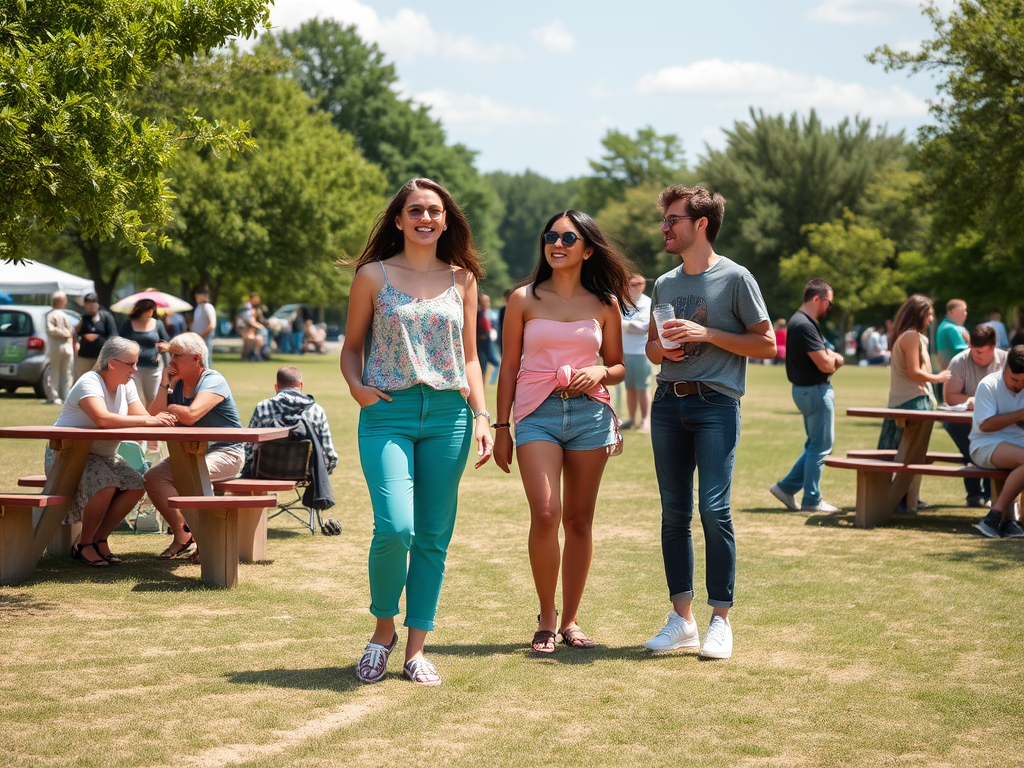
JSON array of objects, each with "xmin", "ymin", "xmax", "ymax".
[
  {"xmin": 776, "ymin": 383, "xmax": 835, "ymax": 506},
  {"xmin": 944, "ymin": 421, "xmax": 990, "ymax": 501},
  {"xmin": 651, "ymin": 383, "xmax": 739, "ymax": 608}
]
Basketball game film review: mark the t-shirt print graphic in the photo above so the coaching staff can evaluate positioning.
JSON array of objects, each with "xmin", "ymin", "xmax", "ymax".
[{"xmin": 671, "ymin": 295, "xmax": 708, "ymax": 360}]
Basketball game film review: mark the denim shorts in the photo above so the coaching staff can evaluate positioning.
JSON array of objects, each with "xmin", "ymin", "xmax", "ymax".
[{"xmin": 515, "ymin": 393, "xmax": 616, "ymax": 451}]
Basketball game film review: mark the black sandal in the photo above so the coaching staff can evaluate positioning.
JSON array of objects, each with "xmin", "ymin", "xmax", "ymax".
[
  {"xmin": 531, "ymin": 612, "xmax": 558, "ymax": 654},
  {"xmin": 71, "ymin": 543, "xmax": 109, "ymax": 567},
  {"xmin": 560, "ymin": 625, "xmax": 596, "ymax": 649},
  {"xmin": 158, "ymin": 535, "xmax": 194, "ymax": 560},
  {"xmin": 93, "ymin": 539, "xmax": 122, "ymax": 565}
]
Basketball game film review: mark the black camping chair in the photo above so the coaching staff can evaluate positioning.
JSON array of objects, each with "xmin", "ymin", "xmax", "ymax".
[{"xmin": 252, "ymin": 439, "xmax": 322, "ymax": 535}]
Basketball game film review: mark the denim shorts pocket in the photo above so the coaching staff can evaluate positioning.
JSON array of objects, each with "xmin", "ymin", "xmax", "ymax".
[{"xmin": 653, "ymin": 383, "xmax": 668, "ymax": 403}]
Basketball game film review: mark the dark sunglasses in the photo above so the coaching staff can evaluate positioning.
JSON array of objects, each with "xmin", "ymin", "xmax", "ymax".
[{"xmin": 543, "ymin": 231, "xmax": 579, "ymax": 247}]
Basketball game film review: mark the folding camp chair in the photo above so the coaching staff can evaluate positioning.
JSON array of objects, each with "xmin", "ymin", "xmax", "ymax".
[
  {"xmin": 116, "ymin": 442, "xmax": 165, "ymax": 532},
  {"xmin": 252, "ymin": 439, "xmax": 322, "ymax": 535}
]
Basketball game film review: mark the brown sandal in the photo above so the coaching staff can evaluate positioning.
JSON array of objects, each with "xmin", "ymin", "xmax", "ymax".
[
  {"xmin": 560, "ymin": 625, "xmax": 596, "ymax": 649},
  {"xmin": 531, "ymin": 612, "xmax": 558, "ymax": 654},
  {"xmin": 158, "ymin": 535, "xmax": 194, "ymax": 560}
]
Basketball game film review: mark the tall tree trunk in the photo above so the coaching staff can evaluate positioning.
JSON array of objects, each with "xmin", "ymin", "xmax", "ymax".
[{"xmin": 73, "ymin": 235, "xmax": 120, "ymax": 308}]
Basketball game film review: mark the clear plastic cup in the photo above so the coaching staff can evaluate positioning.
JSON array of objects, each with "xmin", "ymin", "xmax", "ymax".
[{"xmin": 652, "ymin": 303, "xmax": 680, "ymax": 349}]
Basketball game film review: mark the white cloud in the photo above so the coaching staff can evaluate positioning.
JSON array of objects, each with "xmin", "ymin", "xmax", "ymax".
[
  {"xmin": 635, "ymin": 59, "xmax": 928, "ymax": 118},
  {"xmin": 269, "ymin": 0, "xmax": 515, "ymax": 62},
  {"xmin": 414, "ymin": 90, "xmax": 561, "ymax": 132},
  {"xmin": 808, "ymin": 0, "xmax": 957, "ymax": 25},
  {"xmin": 531, "ymin": 20, "xmax": 575, "ymax": 53}
]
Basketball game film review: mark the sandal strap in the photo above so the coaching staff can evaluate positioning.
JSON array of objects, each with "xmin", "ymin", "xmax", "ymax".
[{"xmin": 560, "ymin": 626, "xmax": 595, "ymax": 648}]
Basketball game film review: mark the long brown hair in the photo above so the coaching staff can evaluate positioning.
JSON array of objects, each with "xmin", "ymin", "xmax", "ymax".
[
  {"xmin": 528, "ymin": 210, "xmax": 636, "ymax": 311},
  {"xmin": 350, "ymin": 178, "xmax": 483, "ymax": 281},
  {"xmin": 890, "ymin": 293, "xmax": 934, "ymax": 347}
]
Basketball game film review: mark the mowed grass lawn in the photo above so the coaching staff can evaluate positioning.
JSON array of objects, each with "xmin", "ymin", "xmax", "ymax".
[{"xmin": 0, "ymin": 353, "xmax": 1022, "ymax": 768}]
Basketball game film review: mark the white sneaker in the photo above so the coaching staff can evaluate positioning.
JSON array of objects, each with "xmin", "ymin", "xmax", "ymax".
[
  {"xmin": 769, "ymin": 483, "xmax": 799, "ymax": 511},
  {"xmin": 644, "ymin": 610, "xmax": 700, "ymax": 652},
  {"xmin": 801, "ymin": 499, "xmax": 841, "ymax": 513},
  {"xmin": 699, "ymin": 615, "xmax": 733, "ymax": 659}
]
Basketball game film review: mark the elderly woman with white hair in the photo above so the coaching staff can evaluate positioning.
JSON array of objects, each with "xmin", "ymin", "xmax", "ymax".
[
  {"xmin": 143, "ymin": 332, "xmax": 245, "ymax": 561},
  {"xmin": 48, "ymin": 337, "xmax": 176, "ymax": 566}
]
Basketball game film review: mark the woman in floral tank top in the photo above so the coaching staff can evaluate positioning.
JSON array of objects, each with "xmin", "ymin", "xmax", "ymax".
[{"xmin": 341, "ymin": 179, "xmax": 494, "ymax": 687}]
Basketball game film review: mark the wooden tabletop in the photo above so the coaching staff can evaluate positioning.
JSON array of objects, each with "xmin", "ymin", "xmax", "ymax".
[
  {"xmin": 846, "ymin": 407, "xmax": 973, "ymax": 425},
  {"xmin": 0, "ymin": 425, "xmax": 291, "ymax": 442}
]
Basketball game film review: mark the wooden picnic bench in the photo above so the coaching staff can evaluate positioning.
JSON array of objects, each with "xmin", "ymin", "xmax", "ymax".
[
  {"xmin": 211, "ymin": 478, "xmax": 296, "ymax": 562},
  {"xmin": 0, "ymin": 494, "xmax": 67, "ymax": 585}
]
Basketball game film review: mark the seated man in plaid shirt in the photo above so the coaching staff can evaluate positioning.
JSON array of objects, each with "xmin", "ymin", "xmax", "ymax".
[{"xmin": 242, "ymin": 366, "xmax": 338, "ymax": 477}]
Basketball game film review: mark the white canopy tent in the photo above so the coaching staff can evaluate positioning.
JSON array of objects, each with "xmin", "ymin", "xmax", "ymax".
[{"xmin": 0, "ymin": 260, "xmax": 95, "ymax": 297}]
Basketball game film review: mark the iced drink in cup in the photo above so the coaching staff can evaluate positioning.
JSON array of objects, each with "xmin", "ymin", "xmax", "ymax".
[{"xmin": 652, "ymin": 303, "xmax": 680, "ymax": 349}]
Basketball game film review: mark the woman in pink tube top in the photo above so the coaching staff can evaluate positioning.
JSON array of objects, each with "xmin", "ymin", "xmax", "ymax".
[{"xmin": 494, "ymin": 209, "xmax": 635, "ymax": 654}]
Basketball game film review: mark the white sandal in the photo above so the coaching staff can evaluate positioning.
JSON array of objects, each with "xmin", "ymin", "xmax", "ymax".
[
  {"xmin": 356, "ymin": 633, "xmax": 398, "ymax": 683},
  {"xmin": 402, "ymin": 657, "xmax": 441, "ymax": 686}
]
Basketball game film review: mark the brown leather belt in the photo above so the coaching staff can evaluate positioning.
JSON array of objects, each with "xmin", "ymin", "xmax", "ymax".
[
  {"xmin": 555, "ymin": 390, "xmax": 584, "ymax": 399},
  {"xmin": 668, "ymin": 381, "xmax": 702, "ymax": 397}
]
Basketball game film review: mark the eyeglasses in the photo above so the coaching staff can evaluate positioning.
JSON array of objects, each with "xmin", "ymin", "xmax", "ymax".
[
  {"xmin": 662, "ymin": 215, "xmax": 695, "ymax": 228},
  {"xmin": 822, "ymin": 297, "xmax": 833, "ymax": 310},
  {"xmin": 406, "ymin": 205, "xmax": 445, "ymax": 221},
  {"xmin": 543, "ymin": 231, "xmax": 579, "ymax": 247},
  {"xmin": 114, "ymin": 359, "xmax": 139, "ymax": 370}
]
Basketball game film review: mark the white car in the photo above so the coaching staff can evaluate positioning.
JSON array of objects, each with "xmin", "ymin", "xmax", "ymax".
[{"xmin": 0, "ymin": 304, "xmax": 80, "ymax": 396}]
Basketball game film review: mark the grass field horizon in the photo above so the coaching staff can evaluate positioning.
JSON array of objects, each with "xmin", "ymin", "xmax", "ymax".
[{"xmin": 1, "ymin": 354, "xmax": 1021, "ymax": 768}]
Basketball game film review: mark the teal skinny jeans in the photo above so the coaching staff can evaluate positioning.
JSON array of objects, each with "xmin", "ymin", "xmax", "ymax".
[{"xmin": 358, "ymin": 385, "xmax": 472, "ymax": 631}]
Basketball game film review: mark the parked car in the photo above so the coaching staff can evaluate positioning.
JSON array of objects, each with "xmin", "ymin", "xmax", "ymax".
[{"xmin": 0, "ymin": 305, "xmax": 80, "ymax": 396}]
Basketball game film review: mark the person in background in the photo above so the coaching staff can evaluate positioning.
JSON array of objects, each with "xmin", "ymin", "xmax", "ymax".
[
  {"xmin": 943, "ymin": 324, "xmax": 1006, "ymax": 509},
  {"xmin": 981, "ymin": 309, "xmax": 1010, "ymax": 350},
  {"xmin": 117, "ymin": 298, "xmax": 169, "ymax": 407},
  {"xmin": 292, "ymin": 306, "xmax": 307, "ymax": 355},
  {"xmin": 770, "ymin": 279, "xmax": 844, "ymax": 514},
  {"xmin": 476, "ymin": 294, "xmax": 500, "ymax": 382},
  {"xmin": 1011, "ymin": 310, "xmax": 1024, "ymax": 348},
  {"xmin": 643, "ymin": 185, "xmax": 775, "ymax": 661},
  {"xmin": 190, "ymin": 286, "xmax": 217, "ymax": 363},
  {"xmin": 877, "ymin": 294, "xmax": 952, "ymax": 511},
  {"xmin": 861, "ymin": 323, "xmax": 890, "ymax": 365},
  {"xmin": 341, "ymin": 178, "xmax": 493, "ymax": 687},
  {"xmin": 144, "ymin": 332, "xmax": 245, "ymax": 562},
  {"xmin": 48, "ymin": 337, "xmax": 175, "ymax": 566},
  {"xmin": 163, "ymin": 309, "xmax": 187, "ymax": 338},
  {"xmin": 621, "ymin": 272, "xmax": 652, "ymax": 431},
  {"xmin": 969, "ymin": 345, "xmax": 1024, "ymax": 539},
  {"xmin": 239, "ymin": 293, "xmax": 268, "ymax": 361},
  {"xmin": 773, "ymin": 318, "xmax": 787, "ymax": 365},
  {"xmin": 935, "ymin": 299, "xmax": 969, "ymax": 402},
  {"xmin": 73, "ymin": 291, "xmax": 118, "ymax": 382},
  {"xmin": 45, "ymin": 291, "xmax": 75, "ymax": 405}
]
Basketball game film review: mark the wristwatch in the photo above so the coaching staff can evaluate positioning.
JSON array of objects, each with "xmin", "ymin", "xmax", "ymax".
[{"xmin": 473, "ymin": 409, "xmax": 491, "ymax": 422}]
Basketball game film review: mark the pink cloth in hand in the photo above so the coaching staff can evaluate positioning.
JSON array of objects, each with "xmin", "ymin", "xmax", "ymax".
[{"xmin": 556, "ymin": 365, "xmax": 575, "ymax": 388}]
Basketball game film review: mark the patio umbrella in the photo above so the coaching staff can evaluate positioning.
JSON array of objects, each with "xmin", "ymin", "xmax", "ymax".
[{"xmin": 111, "ymin": 289, "xmax": 192, "ymax": 314}]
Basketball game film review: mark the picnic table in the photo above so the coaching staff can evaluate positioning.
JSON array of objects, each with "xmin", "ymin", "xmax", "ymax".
[
  {"xmin": 0, "ymin": 425, "xmax": 289, "ymax": 587},
  {"xmin": 825, "ymin": 407, "xmax": 1009, "ymax": 528}
]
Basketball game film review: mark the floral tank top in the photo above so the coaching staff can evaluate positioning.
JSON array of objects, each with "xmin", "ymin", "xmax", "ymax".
[{"xmin": 363, "ymin": 263, "xmax": 469, "ymax": 396}]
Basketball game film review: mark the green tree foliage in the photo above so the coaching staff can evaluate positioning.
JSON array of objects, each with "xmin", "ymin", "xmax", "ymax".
[
  {"xmin": 779, "ymin": 211, "xmax": 906, "ymax": 334},
  {"xmin": 485, "ymin": 171, "xmax": 579, "ymax": 284},
  {"xmin": 699, "ymin": 109, "xmax": 908, "ymax": 313},
  {"xmin": 0, "ymin": 0, "xmax": 270, "ymax": 261},
  {"xmin": 579, "ymin": 126, "xmax": 687, "ymax": 213},
  {"xmin": 869, "ymin": 0, "xmax": 1024, "ymax": 305},
  {"xmin": 265, "ymin": 19, "xmax": 508, "ymax": 290},
  {"xmin": 137, "ymin": 50, "xmax": 387, "ymax": 309},
  {"xmin": 595, "ymin": 184, "xmax": 668, "ymax": 279}
]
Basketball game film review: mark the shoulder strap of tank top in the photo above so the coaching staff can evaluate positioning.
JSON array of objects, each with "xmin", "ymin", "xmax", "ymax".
[
  {"xmin": 451, "ymin": 268, "xmax": 457, "ymax": 288},
  {"xmin": 379, "ymin": 261, "xmax": 390, "ymax": 286}
]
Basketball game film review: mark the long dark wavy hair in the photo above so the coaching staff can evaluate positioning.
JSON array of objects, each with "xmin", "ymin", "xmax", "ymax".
[
  {"xmin": 129, "ymin": 299, "xmax": 157, "ymax": 320},
  {"xmin": 527, "ymin": 210, "xmax": 635, "ymax": 312},
  {"xmin": 890, "ymin": 293, "xmax": 934, "ymax": 347},
  {"xmin": 349, "ymin": 178, "xmax": 484, "ymax": 281}
]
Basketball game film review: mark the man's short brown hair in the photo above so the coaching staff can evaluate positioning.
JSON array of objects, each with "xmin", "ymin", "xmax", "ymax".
[
  {"xmin": 657, "ymin": 185, "xmax": 726, "ymax": 244},
  {"xmin": 969, "ymin": 324, "xmax": 997, "ymax": 348},
  {"xmin": 276, "ymin": 366, "xmax": 302, "ymax": 388},
  {"xmin": 946, "ymin": 298, "xmax": 966, "ymax": 313}
]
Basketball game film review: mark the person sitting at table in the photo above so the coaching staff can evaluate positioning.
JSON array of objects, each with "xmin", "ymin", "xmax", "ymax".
[
  {"xmin": 969, "ymin": 345, "xmax": 1024, "ymax": 539},
  {"xmin": 47, "ymin": 337, "xmax": 176, "ymax": 566},
  {"xmin": 877, "ymin": 294, "xmax": 952, "ymax": 511},
  {"xmin": 943, "ymin": 324, "xmax": 1007, "ymax": 509},
  {"xmin": 143, "ymin": 332, "xmax": 245, "ymax": 561}
]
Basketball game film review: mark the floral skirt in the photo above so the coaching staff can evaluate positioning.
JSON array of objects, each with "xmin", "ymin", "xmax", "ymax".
[{"xmin": 44, "ymin": 449, "xmax": 145, "ymax": 524}]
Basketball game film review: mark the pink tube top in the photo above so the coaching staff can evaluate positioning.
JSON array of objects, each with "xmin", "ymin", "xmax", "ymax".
[{"xmin": 513, "ymin": 318, "xmax": 611, "ymax": 423}]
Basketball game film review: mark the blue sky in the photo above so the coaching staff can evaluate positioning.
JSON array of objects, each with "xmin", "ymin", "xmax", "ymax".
[{"xmin": 265, "ymin": 0, "xmax": 953, "ymax": 180}]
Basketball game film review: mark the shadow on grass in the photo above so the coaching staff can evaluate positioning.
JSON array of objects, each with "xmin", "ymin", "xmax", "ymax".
[
  {"xmin": 0, "ymin": 591, "xmax": 57, "ymax": 614},
  {"xmin": 805, "ymin": 509, "xmax": 993, "ymax": 537},
  {"xmin": 267, "ymin": 528, "xmax": 305, "ymax": 540},
  {"xmin": 926, "ymin": 546, "xmax": 1024, "ymax": 568},
  {"xmin": 429, "ymin": 641, "xmax": 663, "ymax": 665},
  {"xmin": 226, "ymin": 666, "xmax": 364, "ymax": 693}
]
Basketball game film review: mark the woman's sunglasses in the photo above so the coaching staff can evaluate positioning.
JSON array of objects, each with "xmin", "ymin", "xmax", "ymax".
[{"xmin": 543, "ymin": 231, "xmax": 579, "ymax": 247}]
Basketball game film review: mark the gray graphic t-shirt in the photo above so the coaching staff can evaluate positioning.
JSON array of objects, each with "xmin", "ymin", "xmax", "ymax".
[{"xmin": 651, "ymin": 256, "xmax": 769, "ymax": 400}]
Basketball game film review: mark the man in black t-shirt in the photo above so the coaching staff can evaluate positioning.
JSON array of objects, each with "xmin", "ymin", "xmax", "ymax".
[
  {"xmin": 72, "ymin": 292, "xmax": 119, "ymax": 381},
  {"xmin": 770, "ymin": 279, "xmax": 845, "ymax": 513}
]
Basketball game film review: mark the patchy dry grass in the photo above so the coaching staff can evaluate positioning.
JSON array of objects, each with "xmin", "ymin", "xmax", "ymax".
[{"xmin": 0, "ymin": 356, "xmax": 1022, "ymax": 767}]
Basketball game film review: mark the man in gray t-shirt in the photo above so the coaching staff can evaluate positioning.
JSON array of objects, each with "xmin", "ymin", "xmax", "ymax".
[
  {"xmin": 641, "ymin": 185, "xmax": 775, "ymax": 661},
  {"xmin": 944, "ymin": 323, "xmax": 1007, "ymax": 507}
]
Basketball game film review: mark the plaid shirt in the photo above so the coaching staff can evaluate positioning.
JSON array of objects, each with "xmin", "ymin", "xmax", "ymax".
[{"xmin": 243, "ymin": 388, "xmax": 338, "ymax": 476}]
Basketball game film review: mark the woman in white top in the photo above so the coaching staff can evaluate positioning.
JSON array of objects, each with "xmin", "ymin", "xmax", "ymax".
[{"xmin": 47, "ymin": 338, "xmax": 175, "ymax": 566}]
